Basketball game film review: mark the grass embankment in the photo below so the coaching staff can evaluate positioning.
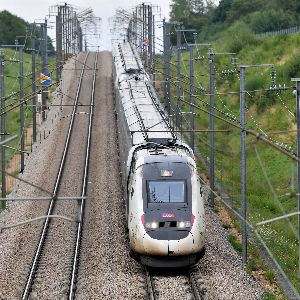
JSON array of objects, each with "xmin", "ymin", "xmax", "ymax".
[
  {"xmin": 156, "ymin": 31, "xmax": 300, "ymax": 297},
  {"xmin": 0, "ymin": 48, "xmax": 56, "ymax": 202}
]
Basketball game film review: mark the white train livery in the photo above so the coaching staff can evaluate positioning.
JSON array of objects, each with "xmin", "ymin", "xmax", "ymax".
[{"xmin": 112, "ymin": 40, "xmax": 205, "ymax": 267}]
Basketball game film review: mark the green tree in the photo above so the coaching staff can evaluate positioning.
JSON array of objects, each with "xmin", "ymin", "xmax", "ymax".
[
  {"xmin": 224, "ymin": 0, "xmax": 264, "ymax": 24},
  {"xmin": 189, "ymin": 0, "xmax": 205, "ymax": 14},
  {"xmin": 212, "ymin": 0, "xmax": 232, "ymax": 22},
  {"xmin": 169, "ymin": 0, "xmax": 300, "ymax": 41},
  {"xmin": 0, "ymin": 10, "xmax": 55, "ymax": 56},
  {"xmin": 170, "ymin": 0, "xmax": 191, "ymax": 23},
  {"xmin": 0, "ymin": 10, "xmax": 27, "ymax": 45},
  {"xmin": 248, "ymin": 9, "xmax": 297, "ymax": 33}
]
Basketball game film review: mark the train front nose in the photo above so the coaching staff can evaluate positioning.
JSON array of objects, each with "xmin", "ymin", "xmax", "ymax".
[
  {"xmin": 139, "ymin": 216, "xmax": 199, "ymax": 267},
  {"xmin": 133, "ymin": 164, "xmax": 204, "ymax": 266},
  {"xmin": 142, "ymin": 229, "xmax": 194, "ymax": 254},
  {"xmin": 140, "ymin": 212, "xmax": 195, "ymax": 254}
]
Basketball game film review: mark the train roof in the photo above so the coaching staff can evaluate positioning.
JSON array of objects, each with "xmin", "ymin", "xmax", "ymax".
[
  {"xmin": 119, "ymin": 79, "xmax": 175, "ymax": 146},
  {"xmin": 113, "ymin": 42, "xmax": 144, "ymax": 78},
  {"xmin": 113, "ymin": 37, "xmax": 176, "ymax": 147}
]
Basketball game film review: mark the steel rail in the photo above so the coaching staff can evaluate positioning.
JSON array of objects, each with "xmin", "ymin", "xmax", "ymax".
[
  {"xmin": 68, "ymin": 52, "xmax": 98, "ymax": 299},
  {"xmin": 145, "ymin": 268, "xmax": 156, "ymax": 300},
  {"xmin": 145, "ymin": 267, "xmax": 205, "ymax": 300},
  {"xmin": 21, "ymin": 52, "xmax": 90, "ymax": 300},
  {"xmin": 189, "ymin": 271, "xmax": 205, "ymax": 300}
]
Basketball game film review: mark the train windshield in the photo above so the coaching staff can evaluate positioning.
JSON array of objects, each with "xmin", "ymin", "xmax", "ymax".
[{"xmin": 148, "ymin": 181, "xmax": 185, "ymax": 203}]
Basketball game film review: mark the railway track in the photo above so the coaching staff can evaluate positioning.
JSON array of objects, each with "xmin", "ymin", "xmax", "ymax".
[
  {"xmin": 189, "ymin": 268, "xmax": 207, "ymax": 300},
  {"xmin": 69, "ymin": 52, "xmax": 97, "ymax": 299},
  {"xmin": 21, "ymin": 52, "xmax": 98, "ymax": 300},
  {"xmin": 145, "ymin": 267, "xmax": 206, "ymax": 300}
]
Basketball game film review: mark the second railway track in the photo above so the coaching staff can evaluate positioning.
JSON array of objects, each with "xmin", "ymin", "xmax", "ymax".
[{"xmin": 21, "ymin": 52, "xmax": 98, "ymax": 300}]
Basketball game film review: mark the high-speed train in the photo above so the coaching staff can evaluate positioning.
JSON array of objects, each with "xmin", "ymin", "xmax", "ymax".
[{"xmin": 112, "ymin": 40, "xmax": 205, "ymax": 267}]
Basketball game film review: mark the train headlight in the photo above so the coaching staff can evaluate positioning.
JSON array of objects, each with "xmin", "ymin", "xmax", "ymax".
[
  {"xmin": 145, "ymin": 221, "xmax": 159, "ymax": 229},
  {"xmin": 178, "ymin": 221, "xmax": 185, "ymax": 228},
  {"xmin": 151, "ymin": 222, "xmax": 158, "ymax": 229},
  {"xmin": 185, "ymin": 221, "xmax": 191, "ymax": 227},
  {"xmin": 177, "ymin": 221, "xmax": 191, "ymax": 228},
  {"xmin": 161, "ymin": 170, "xmax": 173, "ymax": 177}
]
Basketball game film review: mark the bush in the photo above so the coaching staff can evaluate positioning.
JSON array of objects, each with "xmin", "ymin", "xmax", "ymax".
[
  {"xmin": 228, "ymin": 234, "xmax": 242, "ymax": 253},
  {"xmin": 280, "ymin": 54, "xmax": 300, "ymax": 78},
  {"xmin": 246, "ymin": 259, "xmax": 260, "ymax": 273},
  {"xmin": 264, "ymin": 269, "xmax": 276, "ymax": 283},
  {"xmin": 248, "ymin": 9, "xmax": 297, "ymax": 33},
  {"xmin": 245, "ymin": 74, "xmax": 268, "ymax": 91},
  {"xmin": 222, "ymin": 21, "xmax": 257, "ymax": 53},
  {"xmin": 263, "ymin": 292, "xmax": 276, "ymax": 300},
  {"xmin": 222, "ymin": 223, "xmax": 231, "ymax": 229}
]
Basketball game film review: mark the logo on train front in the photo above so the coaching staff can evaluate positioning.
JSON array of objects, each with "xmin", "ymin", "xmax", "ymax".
[{"xmin": 162, "ymin": 213, "xmax": 175, "ymax": 218}]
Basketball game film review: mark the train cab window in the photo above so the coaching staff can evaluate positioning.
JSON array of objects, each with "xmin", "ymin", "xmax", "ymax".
[{"xmin": 148, "ymin": 181, "xmax": 185, "ymax": 203}]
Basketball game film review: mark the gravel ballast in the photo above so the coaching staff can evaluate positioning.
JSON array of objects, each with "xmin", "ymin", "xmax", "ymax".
[
  {"xmin": 195, "ymin": 186, "xmax": 264, "ymax": 299},
  {"xmin": 75, "ymin": 51, "xmax": 146, "ymax": 300}
]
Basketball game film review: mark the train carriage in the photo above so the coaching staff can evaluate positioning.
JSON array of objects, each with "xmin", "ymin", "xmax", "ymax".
[{"xmin": 113, "ymin": 40, "xmax": 205, "ymax": 267}]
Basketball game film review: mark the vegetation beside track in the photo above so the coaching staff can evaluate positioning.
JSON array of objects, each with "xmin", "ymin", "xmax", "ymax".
[
  {"xmin": 156, "ymin": 29, "xmax": 300, "ymax": 297},
  {"xmin": 0, "ymin": 47, "xmax": 56, "ymax": 207}
]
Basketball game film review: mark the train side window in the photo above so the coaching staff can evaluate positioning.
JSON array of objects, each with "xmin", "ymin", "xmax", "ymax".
[{"xmin": 131, "ymin": 156, "xmax": 136, "ymax": 172}]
